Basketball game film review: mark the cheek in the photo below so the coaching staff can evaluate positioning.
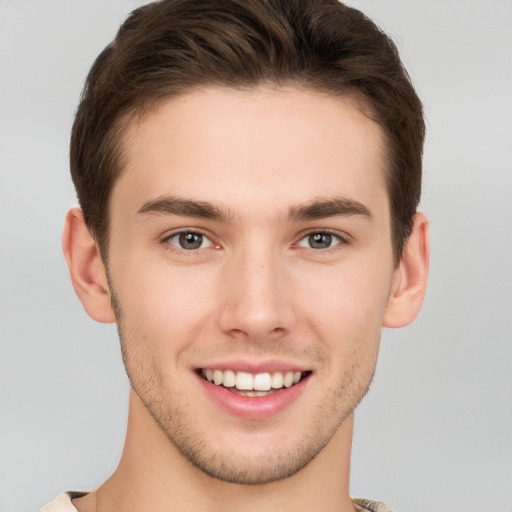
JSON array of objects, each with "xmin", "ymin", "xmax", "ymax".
[
  {"xmin": 295, "ymin": 262, "xmax": 392, "ymax": 342},
  {"xmin": 113, "ymin": 258, "xmax": 217, "ymax": 346}
]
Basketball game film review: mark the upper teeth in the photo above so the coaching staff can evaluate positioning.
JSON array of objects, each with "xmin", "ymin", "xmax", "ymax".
[{"xmin": 202, "ymin": 369, "xmax": 302, "ymax": 391}]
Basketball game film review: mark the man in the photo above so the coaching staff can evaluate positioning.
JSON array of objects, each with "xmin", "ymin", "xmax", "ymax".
[{"xmin": 42, "ymin": 0, "xmax": 429, "ymax": 511}]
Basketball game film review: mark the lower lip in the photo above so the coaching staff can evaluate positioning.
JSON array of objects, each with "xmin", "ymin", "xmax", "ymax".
[{"xmin": 196, "ymin": 373, "xmax": 309, "ymax": 420}]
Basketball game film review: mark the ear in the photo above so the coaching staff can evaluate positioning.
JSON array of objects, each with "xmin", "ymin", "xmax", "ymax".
[
  {"xmin": 383, "ymin": 212, "xmax": 430, "ymax": 328},
  {"xmin": 62, "ymin": 208, "xmax": 116, "ymax": 323}
]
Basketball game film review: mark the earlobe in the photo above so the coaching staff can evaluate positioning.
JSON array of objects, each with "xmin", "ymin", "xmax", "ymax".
[
  {"xmin": 62, "ymin": 208, "xmax": 116, "ymax": 324},
  {"xmin": 383, "ymin": 212, "xmax": 430, "ymax": 328}
]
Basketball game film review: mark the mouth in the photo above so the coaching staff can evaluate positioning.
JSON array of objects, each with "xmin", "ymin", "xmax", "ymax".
[{"xmin": 198, "ymin": 368, "xmax": 311, "ymax": 397}]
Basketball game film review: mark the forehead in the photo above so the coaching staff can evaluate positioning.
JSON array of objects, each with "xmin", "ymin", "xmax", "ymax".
[{"xmin": 114, "ymin": 86, "xmax": 388, "ymax": 221}]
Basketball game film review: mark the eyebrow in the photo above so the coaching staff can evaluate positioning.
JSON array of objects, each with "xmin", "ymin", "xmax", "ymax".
[
  {"xmin": 137, "ymin": 195, "xmax": 234, "ymax": 223},
  {"xmin": 136, "ymin": 195, "xmax": 371, "ymax": 223},
  {"xmin": 287, "ymin": 197, "xmax": 372, "ymax": 222}
]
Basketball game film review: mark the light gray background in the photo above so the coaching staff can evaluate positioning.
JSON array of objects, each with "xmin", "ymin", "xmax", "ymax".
[{"xmin": 1, "ymin": 1, "xmax": 511, "ymax": 511}]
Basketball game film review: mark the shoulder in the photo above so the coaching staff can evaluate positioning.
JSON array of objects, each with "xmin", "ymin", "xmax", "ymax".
[
  {"xmin": 353, "ymin": 497, "xmax": 396, "ymax": 512},
  {"xmin": 38, "ymin": 492, "xmax": 87, "ymax": 512}
]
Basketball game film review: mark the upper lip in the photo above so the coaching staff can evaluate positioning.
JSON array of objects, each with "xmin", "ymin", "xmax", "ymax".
[{"xmin": 194, "ymin": 358, "xmax": 312, "ymax": 374}]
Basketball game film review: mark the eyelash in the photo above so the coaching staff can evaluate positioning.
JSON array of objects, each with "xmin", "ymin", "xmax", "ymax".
[
  {"xmin": 162, "ymin": 229, "xmax": 349, "ymax": 254},
  {"xmin": 296, "ymin": 229, "xmax": 349, "ymax": 252},
  {"xmin": 163, "ymin": 229, "xmax": 217, "ymax": 254}
]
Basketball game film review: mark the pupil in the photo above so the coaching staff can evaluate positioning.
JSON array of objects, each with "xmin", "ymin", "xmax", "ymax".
[
  {"xmin": 309, "ymin": 233, "xmax": 332, "ymax": 249},
  {"xmin": 179, "ymin": 232, "xmax": 202, "ymax": 249}
]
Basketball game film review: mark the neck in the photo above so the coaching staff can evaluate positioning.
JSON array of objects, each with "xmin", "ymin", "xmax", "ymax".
[{"xmin": 77, "ymin": 390, "xmax": 356, "ymax": 512}]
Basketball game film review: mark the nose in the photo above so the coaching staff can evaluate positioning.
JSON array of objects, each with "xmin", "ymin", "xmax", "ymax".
[{"xmin": 217, "ymin": 244, "xmax": 296, "ymax": 341}]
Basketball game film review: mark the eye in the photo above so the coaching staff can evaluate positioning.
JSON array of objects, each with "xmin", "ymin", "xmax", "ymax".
[
  {"xmin": 297, "ymin": 232, "xmax": 343, "ymax": 250},
  {"xmin": 166, "ymin": 231, "xmax": 213, "ymax": 251}
]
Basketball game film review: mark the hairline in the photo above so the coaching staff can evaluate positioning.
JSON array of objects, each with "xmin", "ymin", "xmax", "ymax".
[{"xmin": 94, "ymin": 82, "xmax": 400, "ymax": 265}]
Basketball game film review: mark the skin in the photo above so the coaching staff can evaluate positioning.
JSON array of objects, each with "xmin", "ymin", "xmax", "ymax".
[{"xmin": 63, "ymin": 87, "xmax": 429, "ymax": 512}]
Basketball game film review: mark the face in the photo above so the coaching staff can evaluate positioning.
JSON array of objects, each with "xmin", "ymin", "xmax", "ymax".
[{"xmin": 106, "ymin": 87, "xmax": 398, "ymax": 484}]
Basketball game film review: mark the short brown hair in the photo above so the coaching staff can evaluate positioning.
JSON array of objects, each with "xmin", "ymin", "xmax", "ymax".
[{"xmin": 70, "ymin": 0, "xmax": 425, "ymax": 263}]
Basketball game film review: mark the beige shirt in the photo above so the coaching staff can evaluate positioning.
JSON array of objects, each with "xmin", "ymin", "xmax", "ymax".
[{"xmin": 39, "ymin": 492, "xmax": 396, "ymax": 512}]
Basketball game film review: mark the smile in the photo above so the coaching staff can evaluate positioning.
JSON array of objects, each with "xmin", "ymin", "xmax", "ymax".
[{"xmin": 200, "ymin": 369, "xmax": 308, "ymax": 397}]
